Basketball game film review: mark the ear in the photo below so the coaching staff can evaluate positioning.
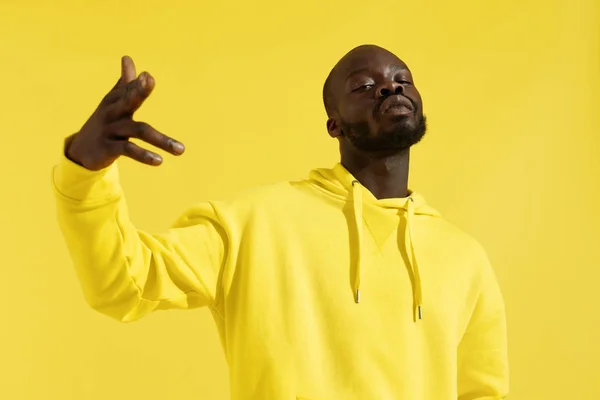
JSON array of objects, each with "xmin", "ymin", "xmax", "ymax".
[{"xmin": 327, "ymin": 117, "xmax": 343, "ymax": 138}]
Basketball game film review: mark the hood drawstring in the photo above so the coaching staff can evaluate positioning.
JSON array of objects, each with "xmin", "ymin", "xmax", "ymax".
[
  {"xmin": 351, "ymin": 180, "xmax": 362, "ymax": 303},
  {"xmin": 350, "ymin": 180, "xmax": 423, "ymax": 320},
  {"xmin": 406, "ymin": 197, "xmax": 423, "ymax": 320}
]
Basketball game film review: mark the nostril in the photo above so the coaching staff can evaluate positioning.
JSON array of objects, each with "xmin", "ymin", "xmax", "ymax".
[
  {"xmin": 380, "ymin": 88, "xmax": 391, "ymax": 96},
  {"xmin": 395, "ymin": 85, "xmax": 404, "ymax": 94}
]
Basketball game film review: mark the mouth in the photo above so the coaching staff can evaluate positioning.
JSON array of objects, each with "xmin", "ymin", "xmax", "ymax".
[{"xmin": 379, "ymin": 95, "xmax": 415, "ymax": 116}]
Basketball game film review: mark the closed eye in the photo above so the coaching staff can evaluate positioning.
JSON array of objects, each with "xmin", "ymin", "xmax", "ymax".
[{"xmin": 352, "ymin": 84, "xmax": 374, "ymax": 92}]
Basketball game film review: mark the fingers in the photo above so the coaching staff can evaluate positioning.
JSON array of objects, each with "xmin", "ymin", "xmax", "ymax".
[
  {"xmin": 102, "ymin": 55, "xmax": 143, "ymax": 109},
  {"xmin": 106, "ymin": 56, "xmax": 137, "ymax": 94},
  {"xmin": 103, "ymin": 72, "xmax": 155, "ymax": 120},
  {"xmin": 121, "ymin": 56, "xmax": 136, "ymax": 83},
  {"xmin": 108, "ymin": 120, "xmax": 185, "ymax": 165},
  {"xmin": 111, "ymin": 140, "xmax": 164, "ymax": 166}
]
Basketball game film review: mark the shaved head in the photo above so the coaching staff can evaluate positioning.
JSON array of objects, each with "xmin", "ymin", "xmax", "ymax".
[{"xmin": 323, "ymin": 44, "xmax": 426, "ymax": 154}]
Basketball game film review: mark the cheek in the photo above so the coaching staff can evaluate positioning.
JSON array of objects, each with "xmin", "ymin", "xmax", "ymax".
[
  {"xmin": 340, "ymin": 102, "xmax": 376, "ymax": 123},
  {"xmin": 409, "ymin": 88, "xmax": 423, "ymax": 110}
]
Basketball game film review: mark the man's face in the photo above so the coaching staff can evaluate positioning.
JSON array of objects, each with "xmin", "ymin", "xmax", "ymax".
[{"xmin": 327, "ymin": 47, "xmax": 427, "ymax": 153}]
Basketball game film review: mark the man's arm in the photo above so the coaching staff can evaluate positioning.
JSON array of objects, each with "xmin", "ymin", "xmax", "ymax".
[
  {"xmin": 53, "ymin": 155, "xmax": 226, "ymax": 322},
  {"xmin": 457, "ymin": 257, "xmax": 509, "ymax": 399},
  {"xmin": 53, "ymin": 56, "xmax": 225, "ymax": 322}
]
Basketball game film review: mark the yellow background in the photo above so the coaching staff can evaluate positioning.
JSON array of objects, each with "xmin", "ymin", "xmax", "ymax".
[{"xmin": 1, "ymin": 0, "xmax": 598, "ymax": 399}]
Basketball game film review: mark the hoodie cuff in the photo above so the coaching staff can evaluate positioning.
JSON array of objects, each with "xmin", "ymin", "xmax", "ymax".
[{"xmin": 52, "ymin": 153, "xmax": 122, "ymax": 202}]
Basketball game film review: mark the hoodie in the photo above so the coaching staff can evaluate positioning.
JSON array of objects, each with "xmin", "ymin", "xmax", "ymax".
[{"xmin": 53, "ymin": 153, "xmax": 509, "ymax": 400}]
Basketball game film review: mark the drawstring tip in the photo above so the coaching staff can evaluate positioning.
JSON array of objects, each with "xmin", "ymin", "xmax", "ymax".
[
  {"xmin": 355, "ymin": 289, "xmax": 361, "ymax": 303},
  {"xmin": 418, "ymin": 305, "xmax": 423, "ymax": 320}
]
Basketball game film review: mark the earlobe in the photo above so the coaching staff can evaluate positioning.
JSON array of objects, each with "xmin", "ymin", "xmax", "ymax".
[{"xmin": 327, "ymin": 118, "xmax": 342, "ymax": 138}]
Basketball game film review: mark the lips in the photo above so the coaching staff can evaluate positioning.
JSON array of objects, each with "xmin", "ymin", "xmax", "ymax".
[{"xmin": 380, "ymin": 95, "xmax": 414, "ymax": 114}]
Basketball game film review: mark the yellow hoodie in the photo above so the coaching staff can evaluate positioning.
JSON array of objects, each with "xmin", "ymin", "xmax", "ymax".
[{"xmin": 53, "ymin": 153, "xmax": 509, "ymax": 400}]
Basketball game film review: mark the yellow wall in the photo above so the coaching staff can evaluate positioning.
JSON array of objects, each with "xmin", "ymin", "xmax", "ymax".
[{"xmin": 1, "ymin": 0, "xmax": 598, "ymax": 398}]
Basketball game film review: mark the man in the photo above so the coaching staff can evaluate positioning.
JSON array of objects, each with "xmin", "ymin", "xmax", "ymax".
[{"xmin": 53, "ymin": 45, "xmax": 509, "ymax": 399}]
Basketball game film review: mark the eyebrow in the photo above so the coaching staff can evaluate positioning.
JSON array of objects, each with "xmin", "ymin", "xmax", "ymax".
[{"xmin": 345, "ymin": 64, "xmax": 410, "ymax": 80}]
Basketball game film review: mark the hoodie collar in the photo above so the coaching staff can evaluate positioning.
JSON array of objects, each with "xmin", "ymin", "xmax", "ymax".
[
  {"xmin": 309, "ymin": 163, "xmax": 440, "ymax": 217},
  {"xmin": 308, "ymin": 162, "xmax": 440, "ymax": 322}
]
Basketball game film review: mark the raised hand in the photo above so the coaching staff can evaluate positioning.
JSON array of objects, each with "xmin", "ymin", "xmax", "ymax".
[{"xmin": 66, "ymin": 56, "xmax": 185, "ymax": 171}]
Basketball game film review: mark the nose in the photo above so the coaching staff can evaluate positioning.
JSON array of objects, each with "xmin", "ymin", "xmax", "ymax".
[{"xmin": 377, "ymin": 81, "xmax": 404, "ymax": 97}]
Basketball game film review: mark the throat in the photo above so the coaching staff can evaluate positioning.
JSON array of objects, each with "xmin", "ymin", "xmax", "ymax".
[{"xmin": 342, "ymin": 151, "xmax": 410, "ymax": 199}]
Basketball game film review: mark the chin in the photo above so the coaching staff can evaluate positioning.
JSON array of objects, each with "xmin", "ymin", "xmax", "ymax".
[
  {"xmin": 375, "ymin": 115, "xmax": 427, "ymax": 150},
  {"xmin": 378, "ymin": 121, "xmax": 417, "ymax": 138},
  {"xmin": 348, "ymin": 129, "xmax": 426, "ymax": 153},
  {"xmin": 379, "ymin": 114, "xmax": 418, "ymax": 131},
  {"xmin": 341, "ymin": 114, "xmax": 427, "ymax": 153}
]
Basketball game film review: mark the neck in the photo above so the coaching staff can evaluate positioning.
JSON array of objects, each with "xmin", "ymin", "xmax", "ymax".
[{"xmin": 340, "ymin": 148, "xmax": 411, "ymax": 200}]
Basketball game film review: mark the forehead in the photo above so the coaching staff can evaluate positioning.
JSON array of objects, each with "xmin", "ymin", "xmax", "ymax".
[{"xmin": 337, "ymin": 48, "xmax": 409, "ymax": 79}]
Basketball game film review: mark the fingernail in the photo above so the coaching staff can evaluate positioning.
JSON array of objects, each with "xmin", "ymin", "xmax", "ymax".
[
  {"xmin": 152, "ymin": 153, "xmax": 163, "ymax": 164},
  {"xmin": 139, "ymin": 72, "xmax": 147, "ymax": 87},
  {"xmin": 172, "ymin": 141, "xmax": 185, "ymax": 154}
]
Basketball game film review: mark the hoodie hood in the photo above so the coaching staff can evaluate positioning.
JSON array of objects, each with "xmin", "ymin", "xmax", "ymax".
[{"xmin": 308, "ymin": 163, "xmax": 441, "ymax": 321}]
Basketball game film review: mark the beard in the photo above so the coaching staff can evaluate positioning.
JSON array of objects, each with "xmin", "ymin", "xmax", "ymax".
[{"xmin": 341, "ymin": 113, "xmax": 428, "ymax": 153}]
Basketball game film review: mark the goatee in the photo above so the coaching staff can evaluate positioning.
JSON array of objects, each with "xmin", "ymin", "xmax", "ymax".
[{"xmin": 341, "ymin": 114, "xmax": 428, "ymax": 153}]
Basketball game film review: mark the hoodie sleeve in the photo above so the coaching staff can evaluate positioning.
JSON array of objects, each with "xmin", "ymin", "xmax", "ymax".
[
  {"xmin": 457, "ymin": 256, "xmax": 509, "ymax": 400},
  {"xmin": 52, "ymin": 154, "xmax": 227, "ymax": 323}
]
